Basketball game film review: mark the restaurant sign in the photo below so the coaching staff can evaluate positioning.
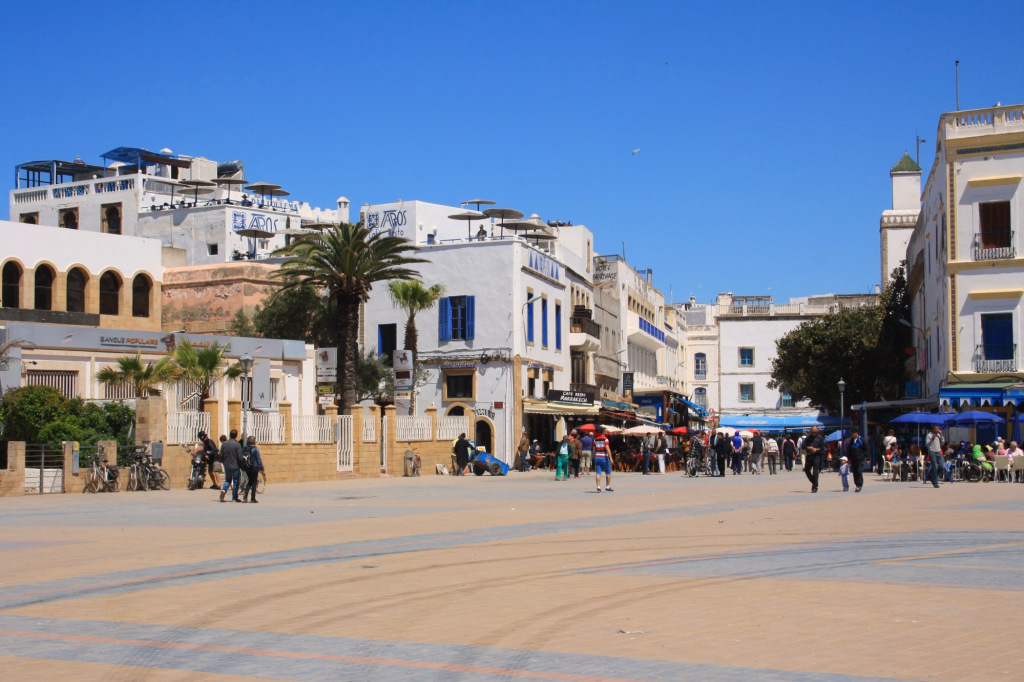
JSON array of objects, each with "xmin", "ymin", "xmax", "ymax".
[{"xmin": 547, "ymin": 390, "xmax": 594, "ymax": 405}]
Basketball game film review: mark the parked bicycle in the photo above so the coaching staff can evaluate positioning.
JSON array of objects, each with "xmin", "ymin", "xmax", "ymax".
[
  {"xmin": 126, "ymin": 446, "xmax": 170, "ymax": 491},
  {"xmin": 85, "ymin": 449, "xmax": 120, "ymax": 493}
]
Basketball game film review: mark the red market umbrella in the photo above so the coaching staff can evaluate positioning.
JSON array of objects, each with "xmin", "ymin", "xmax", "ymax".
[
  {"xmin": 577, "ymin": 423, "xmax": 598, "ymax": 433},
  {"xmin": 670, "ymin": 427, "xmax": 688, "ymax": 435}
]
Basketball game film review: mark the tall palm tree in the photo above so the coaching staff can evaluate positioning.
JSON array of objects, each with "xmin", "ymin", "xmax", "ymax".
[
  {"xmin": 172, "ymin": 338, "xmax": 242, "ymax": 406},
  {"xmin": 388, "ymin": 280, "xmax": 446, "ymax": 414},
  {"xmin": 273, "ymin": 222, "xmax": 424, "ymax": 411},
  {"xmin": 96, "ymin": 351, "xmax": 178, "ymax": 397}
]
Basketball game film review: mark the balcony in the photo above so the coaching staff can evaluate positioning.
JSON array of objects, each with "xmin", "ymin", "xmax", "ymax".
[
  {"xmin": 974, "ymin": 344, "xmax": 1017, "ymax": 373},
  {"xmin": 570, "ymin": 382, "xmax": 599, "ymax": 398},
  {"xmin": 569, "ymin": 309, "xmax": 601, "ymax": 352},
  {"xmin": 972, "ymin": 231, "xmax": 1015, "ymax": 261},
  {"xmin": 694, "ymin": 369, "xmax": 707, "ymax": 380}
]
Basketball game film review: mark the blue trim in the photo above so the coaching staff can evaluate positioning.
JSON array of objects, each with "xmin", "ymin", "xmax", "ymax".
[
  {"xmin": 438, "ymin": 297, "xmax": 452, "ymax": 342},
  {"xmin": 555, "ymin": 303, "xmax": 561, "ymax": 350},
  {"xmin": 638, "ymin": 316, "xmax": 665, "ymax": 343},
  {"xmin": 466, "ymin": 296, "xmax": 475, "ymax": 340}
]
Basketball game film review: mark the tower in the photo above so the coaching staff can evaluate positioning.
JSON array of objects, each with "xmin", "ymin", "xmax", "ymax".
[{"xmin": 879, "ymin": 152, "xmax": 921, "ymax": 286}]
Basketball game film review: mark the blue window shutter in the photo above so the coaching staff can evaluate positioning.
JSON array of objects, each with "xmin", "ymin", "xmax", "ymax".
[
  {"xmin": 466, "ymin": 296, "xmax": 475, "ymax": 340},
  {"xmin": 527, "ymin": 299, "xmax": 534, "ymax": 343},
  {"xmin": 555, "ymin": 304, "xmax": 561, "ymax": 350},
  {"xmin": 438, "ymin": 297, "xmax": 452, "ymax": 342},
  {"xmin": 542, "ymin": 299, "xmax": 548, "ymax": 346}
]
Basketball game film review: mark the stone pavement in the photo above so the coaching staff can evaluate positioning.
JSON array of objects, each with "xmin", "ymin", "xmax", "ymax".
[{"xmin": 1, "ymin": 468, "xmax": 1022, "ymax": 680}]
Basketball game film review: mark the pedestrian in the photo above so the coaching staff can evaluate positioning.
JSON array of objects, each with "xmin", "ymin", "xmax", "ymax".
[
  {"xmin": 731, "ymin": 431, "xmax": 744, "ymax": 474},
  {"xmin": 882, "ymin": 429, "xmax": 897, "ymax": 475},
  {"xmin": 803, "ymin": 426, "xmax": 826, "ymax": 493},
  {"xmin": 924, "ymin": 425, "xmax": 945, "ymax": 489},
  {"xmin": 454, "ymin": 433, "xmax": 471, "ymax": 476},
  {"xmin": 655, "ymin": 431, "xmax": 668, "ymax": 474},
  {"xmin": 555, "ymin": 434, "xmax": 571, "ymax": 480},
  {"xmin": 197, "ymin": 430, "xmax": 221, "ymax": 489},
  {"xmin": 219, "ymin": 429, "xmax": 243, "ymax": 503},
  {"xmin": 593, "ymin": 426, "xmax": 613, "ymax": 492},
  {"xmin": 782, "ymin": 434, "xmax": 796, "ymax": 472},
  {"xmin": 570, "ymin": 430, "xmax": 582, "ymax": 478},
  {"xmin": 641, "ymin": 435, "xmax": 652, "ymax": 474},
  {"xmin": 750, "ymin": 432, "xmax": 764, "ymax": 474},
  {"xmin": 715, "ymin": 430, "xmax": 730, "ymax": 477},
  {"xmin": 838, "ymin": 456, "xmax": 850, "ymax": 491},
  {"xmin": 847, "ymin": 429, "xmax": 866, "ymax": 492},
  {"xmin": 580, "ymin": 430, "xmax": 594, "ymax": 475},
  {"xmin": 518, "ymin": 429, "xmax": 530, "ymax": 472},
  {"xmin": 241, "ymin": 435, "xmax": 264, "ymax": 503},
  {"xmin": 765, "ymin": 435, "xmax": 779, "ymax": 474}
]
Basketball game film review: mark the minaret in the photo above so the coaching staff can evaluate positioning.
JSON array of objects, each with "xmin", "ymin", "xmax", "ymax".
[{"xmin": 880, "ymin": 152, "xmax": 922, "ymax": 286}]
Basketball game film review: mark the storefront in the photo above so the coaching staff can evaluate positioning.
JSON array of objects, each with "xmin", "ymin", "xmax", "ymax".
[{"xmin": 523, "ymin": 389, "xmax": 599, "ymax": 451}]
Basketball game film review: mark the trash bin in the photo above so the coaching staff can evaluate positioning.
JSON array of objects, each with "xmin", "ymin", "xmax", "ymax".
[{"xmin": 404, "ymin": 450, "xmax": 417, "ymax": 477}]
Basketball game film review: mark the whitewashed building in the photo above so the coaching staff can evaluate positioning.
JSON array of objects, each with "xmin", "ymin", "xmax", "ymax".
[
  {"xmin": 904, "ymin": 103, "xmax": 1024, "ymax": 424},
  {"xmin": 880, "ymin": 153, "xmax": 922, "ymax": 286}
]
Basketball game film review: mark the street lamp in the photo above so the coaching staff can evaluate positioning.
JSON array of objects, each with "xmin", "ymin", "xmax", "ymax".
[
  {"xmin": 239, "ymin": 353, "xmax": 254, "ymax": 438},
  {"xmin": 837, "ymin": 378, "xmax": 846, "ymax": 436}
]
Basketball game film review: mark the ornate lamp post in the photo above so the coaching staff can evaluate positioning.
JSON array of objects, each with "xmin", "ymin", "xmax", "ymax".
[
  {"xmin": 239, "ymin": 353, "xmax": 254, "ymax": 438},
  {"xmin": 837, "ymin": 378, "xmax": 846, "ymax": 436}
]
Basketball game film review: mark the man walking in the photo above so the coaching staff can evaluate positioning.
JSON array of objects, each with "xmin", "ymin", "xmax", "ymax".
[
  {"xmin": 715, "ymin": 430, "xmax": 730, "ymax": 477},
  {"xmin": 593, "ymin": 426, "xmax": 613, "ymax": 492},
  {"xmin": 580, "ymin": 431, "xmax": 594, "ymax": 475},
  {"xmin": 241, "ymin": 435, "xmax": 264, "ymax": 503},
  {"xmin": 925, "ymin": 425, "xmax": 945, "ymax": 489},
  {"xmin": 219, "ymin": 429, "xmax": 243, "ymax": 503},
  {"xmin": 198, "ymin": 431, "xmax": 221, "ymax": 490},
  {"xmin": 454, "ymin": 433, "xmax": 471, "ymax": 476},
  {"xmin": 517, "ymin": 429, "xmax": 530, "ymax": 472},
  {"xmin": 555, "ymin": 433, "xmax": 571, "ymax": 480},
  {"xmin": 803, "ymin": 427, "xmax": 826, "ymax": 493},
  {"xmin": 750, "ymin": 432, "xmax": 764, "ymax": 474},
  {"xmin": 847, "ymin": 429, "xmax": 866, "ymax": 492},
  {"xmin": 731, "ymin": 431, "xmax": 744, "ymax": 475}
]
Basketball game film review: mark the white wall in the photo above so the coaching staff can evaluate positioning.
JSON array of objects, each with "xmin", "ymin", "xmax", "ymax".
[
  {"xmin": 0, "ymin": 220, "xmax": 162, "ymax": 278},
  {"xmin": 718, "ymin": 316, "xmax": 813, "ymax": 414}
]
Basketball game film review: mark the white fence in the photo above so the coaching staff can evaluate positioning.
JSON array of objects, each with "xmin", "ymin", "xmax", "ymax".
[
  {"xmin": 362, "ymin": 415, "xmax": 377, "ymax": 442},
  {"xmin": 336, "ymin": 415, "xmax": 353, "ymax": 472},
  {"xmin": 244, "ymin": 411, "xmax": 285, "ymax": 444},
  {"xmin": 166, "ymin": 411, "xmax": 211, "ymax": 445},
  {"xmin": 396, "ymin": 415, "xmax": 432, "ymax": 441},
  {"xmin": 292, "ymin": 414, "xmax": 334, "ymax": 443},
  {"xmin": 437, "ymin": 416, "xmax": 471, "ymax": 441}
]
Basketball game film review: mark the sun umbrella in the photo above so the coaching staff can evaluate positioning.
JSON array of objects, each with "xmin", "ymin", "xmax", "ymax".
[
  {"xmin": 889, "ymin": 412, "xmax": 951, "ymax": 426},
  {"xmin": 577, "ymin": 423, "xmax": 598, "ymax": 433},
  {"xmin": 949, "ymin": 410, "xmax": 1005, "ymax": 426},
  {"xmin": 669, "ymin": 426, "xmax": 688, "ymax": 435},
  {"xmin": 448, "ymin": 210, "xmax": 486, "ymax": 239},
  {"xmin": 623, "ymin": 425, "xmax": 663, "ymax": 436},
  {"xmin": 738, "ymin": 430, "xmax": 754, "ymax": 439},
  {"xmin": 600, "ymin": 424, "xmax": 624, "ymax": 434}
]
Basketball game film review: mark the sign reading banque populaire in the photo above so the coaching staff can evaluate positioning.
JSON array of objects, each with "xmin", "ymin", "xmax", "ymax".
[{"xmin": 547, "ymin": 390, "xmax": 594, "ymax": 405}]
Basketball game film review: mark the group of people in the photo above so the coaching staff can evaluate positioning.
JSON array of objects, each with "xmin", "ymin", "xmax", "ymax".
[
  {"xmin": 708, "ymin": 430, "xmax": 795, "ymax": 477},
  {"xmin": 884, "ymin": 426, "xmax": 1024, "ymax": 484},
  {"xmin": 195, "ymin": 429, "xmax": 265, "ymax": 503},
  {"xmin": 519, "ymin": 428, "xmax": 614, "ymax": 491}
]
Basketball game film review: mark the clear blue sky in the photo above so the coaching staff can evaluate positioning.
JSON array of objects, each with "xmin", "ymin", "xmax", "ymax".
[{"xmin": 3, "ymin": 1, "xmax": 1022, "ymax": 303}]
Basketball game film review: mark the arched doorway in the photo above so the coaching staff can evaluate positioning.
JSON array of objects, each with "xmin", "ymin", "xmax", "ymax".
[
  {"xmin": 99, "ymin": 271, "xmax": 121, "ymax": 315},
  {"xmin": 2, "ymin": 262, "xmax": 22, "ymax": 309},
  {"xmin": 474, "ymin": 419, "xmax": 493, "ymax": 456},
  {"xmin": 34, "ymin": 266, "xmax": 54, "ymax": 310},
  {"xmin": 66, "ymin": 268, "xmax": 88, "ymax": 313}
]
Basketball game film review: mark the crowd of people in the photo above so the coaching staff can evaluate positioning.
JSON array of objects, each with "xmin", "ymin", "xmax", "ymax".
[
  {"xmin": 194, "ymin": 429, "xmax": 265, "ymax": 503},
  {"xmin": 882, "ymin": 425, "xmax": 1023, "ymax": 483}
]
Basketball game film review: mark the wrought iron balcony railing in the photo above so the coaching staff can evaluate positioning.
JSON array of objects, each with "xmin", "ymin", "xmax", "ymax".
[
  {"xmin": 570, "ymin": 315, "xmax": 601, "ymax": 339},
  {"xmin": 972, "ymin": 230, "xmax": 1014, "ymax": 261},
  {"xmin": 974, "ymin": 343, "xmax": 1017, "ymax": 373}
]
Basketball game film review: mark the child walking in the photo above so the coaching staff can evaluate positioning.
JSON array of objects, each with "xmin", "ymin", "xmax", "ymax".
[{"xmin": 838, "ymin": 455, "xmax": 850, "ymax": 491}]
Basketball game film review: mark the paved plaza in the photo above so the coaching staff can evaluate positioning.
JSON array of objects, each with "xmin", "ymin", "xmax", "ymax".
[{"xmin": 0, "ymin": 468, "xmax": 1022, "ymax": 681}]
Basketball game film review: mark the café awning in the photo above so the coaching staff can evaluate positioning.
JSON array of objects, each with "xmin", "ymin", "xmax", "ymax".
[{"xmin": 523, "ymin": 400, "xmax": 599, "ymax": 416}]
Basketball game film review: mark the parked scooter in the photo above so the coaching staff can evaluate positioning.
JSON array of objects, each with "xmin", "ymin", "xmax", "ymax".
[{"xmin": 186, "ymin": 448, "xmax": 207, "ymax": 490}]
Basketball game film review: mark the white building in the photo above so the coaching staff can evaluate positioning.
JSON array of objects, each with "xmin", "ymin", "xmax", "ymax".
[
  {"xmin": 880, "ymin": 152, "xmax": 922, "ymax": 286},
  {"xmin": 360, "ymin": 201, "xmax": 601, "ymax": 460},
  {"xmin": 10, "ymin": 147, "xmax": 347, "ymax": 266},
  {"xmin": 905, "ymin": 103, "xmax": 1024, "ymax": 422}
]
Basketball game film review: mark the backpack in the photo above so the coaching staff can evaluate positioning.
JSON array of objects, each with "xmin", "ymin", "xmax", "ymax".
[{"xmin": 238, "ymin": 445, "xmax": 253, "ymax": 470}]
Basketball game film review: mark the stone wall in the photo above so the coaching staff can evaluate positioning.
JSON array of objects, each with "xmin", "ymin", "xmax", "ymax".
[
  {"xmin": 0, "ymin": 442, "xmax": 25, "ymax": 496},
  {"xmin": 161, "ymin": 262, "xmax": 281, "ymax": 334}
]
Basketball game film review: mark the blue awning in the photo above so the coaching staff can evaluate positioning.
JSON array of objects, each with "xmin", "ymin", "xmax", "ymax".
[
  {"xmin": 678, "ymin": 397, "xmax": 710, "ymax": 418},
  {"xmin": 939, "ymin": 384, "xmax": 1013, "ymax": 407},
  {"xmin": 718, "ymin": 415, "xmax": 837, "ymax": 431}
]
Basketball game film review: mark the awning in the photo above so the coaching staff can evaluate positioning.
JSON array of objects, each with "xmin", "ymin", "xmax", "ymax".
[
  {"xmin": 677, "ymin": 396, "xmax": 710, "ymax": 418},
  {"xmin": 718, "ymin": 415, "xmax": 839, "ymax": 430},
  {"xmin": 939, "ymin": 383, "xmax": 1016, "ymax": 407},
  {"xmin": 524, "ymin": 400, "xmax": 599, "ymax": 416}
]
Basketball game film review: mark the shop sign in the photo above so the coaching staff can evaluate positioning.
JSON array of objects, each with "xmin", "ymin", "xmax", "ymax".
[
  {"xmin": 318, "ymin": 395, "xmax": 337, "ymax": 405},
  {"xmin": 475, "ymin": 407, "xmax": 495, "ymax": 419},
  {"xmin": 439, "ymin": 361, "xmax": 476, "ymax": 369},
  {"xmin": 99, "ymin": 335, "xmax": 161, "ymax": 348},
  {"xmin": 547, "ymin": 390, "xmax": 594, "ymax": 405},
  {"xmin": 392, "ymin": 349, "xmax": 413, "ymax": 371},
  {"xmin": 316, "ymin": 348, "xmax": 337, "ymax": 381},
  {"xmin": 622, "ymin": 372, "xmax": 634, "ymax": 391},
  {"xmin": 316, "ymin": 384, "xmax": 335, "ymax": 395},
  {"xmin": 394, "ymin": 370, "xmax": 413, "ymax": 391}
]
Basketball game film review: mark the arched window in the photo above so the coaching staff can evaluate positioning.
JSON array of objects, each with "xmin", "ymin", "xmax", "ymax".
[
  {"xmin": 694, "ymin": 353, "xmax": 707, "ymax": 379},
  {"xmin": 60, "ymin": 208, "xmax": 78, "ymax": 230},
  {"xmin": 694, "ymin": 388, "xmax": 707, "ymax": 409},
  {"xmin": 34, "ymin": 266, "xmax": 55, "ymax": 310},
  {"xmin": 132, "ymin": 274, "xmax": 151, "ymax": 317},
  {"xmin": 2, "ymin": 262, "xmax": 22, "ymax": 309},
  {"xmin": 66, "ymin": 268, "xmax": 87, "ymax": 313},
  {"xmin": 99, "ymin": 271, "xmax": 121, "ymax": 315},
  {"xmin": 103, "ymin": 204, "xmax": 122, "ymax": 235}
]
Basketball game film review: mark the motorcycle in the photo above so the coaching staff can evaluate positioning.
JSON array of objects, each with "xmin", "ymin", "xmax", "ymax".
[{"xmin": 186, "ymin": 450, "xmax": 207, "ymax": 490}]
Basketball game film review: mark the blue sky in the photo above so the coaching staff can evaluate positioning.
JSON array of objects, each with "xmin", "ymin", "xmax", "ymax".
[{"xmin": 2, "ymin": 1, "xmax": 1022, "ymax": 303}]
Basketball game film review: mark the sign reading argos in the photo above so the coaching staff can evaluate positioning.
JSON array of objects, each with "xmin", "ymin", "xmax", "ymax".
[
  {"xmin": 366, "ymin": 208, "xmax": 408, "ymax": 237},
  {"xmin": 231, "ymin": 211, "xmax": 281, "ymax": 234}
]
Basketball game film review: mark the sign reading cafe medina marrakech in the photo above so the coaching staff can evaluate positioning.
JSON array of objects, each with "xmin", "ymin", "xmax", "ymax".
[{"xmin": 547, "ymin": 390, "xmax": 594, "ymax": 405}]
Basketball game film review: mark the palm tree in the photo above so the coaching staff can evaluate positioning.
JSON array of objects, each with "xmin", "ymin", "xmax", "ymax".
[
  {"xmin": 388, "ymin": 280, "xmax": 446, "ymax": 414},
  {"xmin": 273, "ymin": 222, "xmax": 424, "ymax": 411},
  {"xmin": 96, "ymin": 351, "xmax": 178, "ymax": 397},
  {"xmin": 172, "ymin": 338, "xmax": 242, "ymax": 407}
]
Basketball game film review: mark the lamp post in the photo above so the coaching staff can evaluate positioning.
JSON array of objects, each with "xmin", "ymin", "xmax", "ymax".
[
  {"xmin": 239, "ymin": 353, "xmax": 254, "ymax": 439},
  {"xmin": 837, "ymin": 378, "xmax": 846, "ymax": 436}
]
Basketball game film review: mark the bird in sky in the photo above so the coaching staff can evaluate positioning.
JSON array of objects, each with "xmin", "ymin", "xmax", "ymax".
[{"xmin": 632, "ymin": 148, "xmax": 640, "ymax": 155}]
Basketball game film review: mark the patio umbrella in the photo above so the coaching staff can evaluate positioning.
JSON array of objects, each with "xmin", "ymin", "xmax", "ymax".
[
  {"xmin": 600, "ymin": 424, "xmax": 624, "ymax": 434},
  {"xmin": 825, "ymin": 429, "xmax": 848, "ymax": 443},
  {"xmin": 949, "ymin": 410, "xmax": 1005, "ymax": 426},
  {"xmin": 235, "ymin": 226, "xmax": 276, "ymax": 258},
  {"xmin": 180, "ymin": 179, "xmax": 216, "ymax": 204},
  {"xmin": 889, "ymin": 412, "xmax": 951, "ymax": 426},
  {"xmin": 738, "ymin": 430, "xmax": 754, "ymax": 439},
  {"xmin": 623, "ymin": 425, "xmax": 663, "ymax": 436},
  {"xmin": 669, "ymin": 426, "xmax": 688, "ymax": 435},
  {"xmin": 301, "ymin": 220, "xmax": 335, "ymax": 231},
  {"xmin": 482, "ymin": 207, "xmax": 523, "ymax": 238},
  {"xmin": 577, "ymin": 423, "xmax": 598, "ymax": 433},
  {"xmin": 213, "ymin": 176, "xmax": 247, "ymax": 204},
  {"xmin": 244, "ymin": 181, "xmax": 281, "ymax": 207},
  {"xmin": 448, "ymin": 210, "xmax": 486, "ymax": 239}
]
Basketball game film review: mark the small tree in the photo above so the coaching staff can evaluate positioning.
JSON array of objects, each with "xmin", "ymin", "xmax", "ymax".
[
  {"xmin": 387, "ymin": 280, "xmax": 445, "ymax": 414},
  {"xmin": 172, "ymin": 339, "xmax": 242, "ymax": 407},
  {"xmin": 96, "ymin": 351, "xmax": 178, "ymax": 397}
]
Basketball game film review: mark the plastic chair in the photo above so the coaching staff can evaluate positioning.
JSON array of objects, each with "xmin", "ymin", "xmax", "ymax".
[
  {"xmin": 993, "ymin": 455, "xmax": 1010, "ymax": 482},
  {"xmin": 1011, "ymin": 457, "xmax": 1024, "ymax": 482}
]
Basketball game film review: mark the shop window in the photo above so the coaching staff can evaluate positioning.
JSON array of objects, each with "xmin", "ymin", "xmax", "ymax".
[
  {"xmin": 132, "ymin": 274, "xmax": 151, "ymax": 317},
  {"xmin": 60, "ymin": 207, "xmax": 78, "ymax": 230},
  {"xmin": 781, "ymin": 390, "xmax": 794, "ymax": 408},
  {"xmin": 102, "ymin": 203, "xmax": 122, "ymax": 235},
  {"xmin": 66, "ymin": 267, "xmax": 87, "ymax": 313},
  {"xmin": 444, "ymin": 371, "xmax": 474, "ymax": 401},
  {"xmin": 438, "ymin": 295, "xmax": 475, "ymax": 341},
  {"xmin": 739, "ymin": 348, "xmax": 754, "ymax": 367},
  {"xmin": 2, "ymin": 262, "xmax": 22, "ymax": 308},
  {"xmin": 99, "ymin": 271, "xmax": 121, "ymax": 315},
  {"xmin": 739, "ymin": 383, "xmax": 755, "ymax": 402},
  {"xmin": 34, "ymin": 266, "xmax": 54, "ymax": 310},
  {"xmin": 19, "ymin": 212, "xmax": 38, "ymax": 224}
]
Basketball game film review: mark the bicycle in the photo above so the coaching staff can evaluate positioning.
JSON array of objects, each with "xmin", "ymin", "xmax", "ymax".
[
  {"xmin": 133, "ymin": 446, "xmax": 170, "ymax": 490},
  {"xmin": 238, "ymin": 469, "xmax": 266, "ymax": 494},
  {"xmin": 85, "ymin": 449, "xmax": 120, "ymax": 493}
]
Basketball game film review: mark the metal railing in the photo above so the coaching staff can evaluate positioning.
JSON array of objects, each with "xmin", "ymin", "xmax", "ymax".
[
  {"xmin": 336, "ymin": 415, "xmax": 353, "ymax": 472},
  {"xmin": 362, "ymin": 415, "xmax": 377, "ymax": 442},
  {"xmin": 243, "ymin": 411, "xmax": 285, "ymax": 444},
  {"xmin": 292, "ymin": 414, "xmax": 333, "ymax": 443},
  {"xmin": 570, "ymin": 382, "xmax": 599, "ymax": 396},
  {"xmin": 694, "ymin": 369, "xmax": 707, "ymax": 380},
  {"xmin": 972, "ymin": 231, "xmax": 1014, "ymax": 261},
  {"xmin": 570, "ymin": 316, "xmax": 601, "ymax": 339},
  {"xmin": 437, "ymin": 416, "xmax": 471, "ymax": 441},
  {"xmin": 974, "ymin": 344, "xmax": 1017, "ymax": 373},
  {"xmin": 396, "ymin": 415, "xmax": 432, "ymax": 441},
  {"xmin": 166, "ymin": 411, "xmax": 210, "ymax": 445}
]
